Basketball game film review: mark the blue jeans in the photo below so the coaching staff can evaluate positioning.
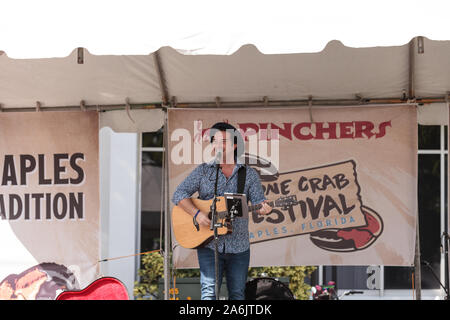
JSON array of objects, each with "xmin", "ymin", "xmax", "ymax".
[{"xmin": 197, "ymin": 247, "xmax": 250, "ymax": 300}]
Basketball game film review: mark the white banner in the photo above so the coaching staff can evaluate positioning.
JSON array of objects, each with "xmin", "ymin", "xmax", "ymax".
[{"xmin": 0, "ymin": 111, "xmax": 99, "ymax": 300}]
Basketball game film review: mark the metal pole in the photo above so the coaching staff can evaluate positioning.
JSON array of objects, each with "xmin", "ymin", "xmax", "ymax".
[
  {"xmin": 2, "ymin": 94, "xmax": 450, "ymax": 113},
  {"xmin": 135, "ymin": 132, "xmax": 143, "ymax": 291},
  {"xmin": 410, "ymin": 36, "xmax": 421, "ymax": 300},
  {"xmin": 415, "ymin": 211, "xmax": 422, "ymax": 300},
  {"xmin": 163, "ymin": 109, "xmax": 170, "ymax": 300},
  {"xmin": 152, "ymin": 50, "xmax": 170, "ymax": 106},
  {"xmin": 445, "ymin": 116, "xmax": 450, "ymax": 299},
  {"xmin": 440, "ymin": 124, "xmax": 449, "ymax": 299},
  {"xmin": 408, "ymin": 37, "xmax": 416, "ymax": 101}
]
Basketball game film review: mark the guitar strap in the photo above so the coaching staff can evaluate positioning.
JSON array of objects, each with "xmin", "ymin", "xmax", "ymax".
[{"xmin": 237, "ymin": 165, "xmax": 246, "ymax": 195}]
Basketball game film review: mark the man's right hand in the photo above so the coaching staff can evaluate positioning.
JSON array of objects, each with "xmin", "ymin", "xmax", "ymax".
[
  {"xmin": 196, "ymin": 211, "xmax": 211, "ymax": 228},
  {"xmin": 178, "ymin": 199, "xmax": 212, "ymax": 228}
]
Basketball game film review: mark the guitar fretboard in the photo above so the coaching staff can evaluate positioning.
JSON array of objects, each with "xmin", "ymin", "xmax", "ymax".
[{"xmin": 248, "ymin": 201, "xmax": 274, "ymax": 212}]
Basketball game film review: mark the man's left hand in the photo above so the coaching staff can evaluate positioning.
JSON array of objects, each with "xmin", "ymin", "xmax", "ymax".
[{"xmin": 257, "ymin": 200, "xmax": 272, "ymax": 215}]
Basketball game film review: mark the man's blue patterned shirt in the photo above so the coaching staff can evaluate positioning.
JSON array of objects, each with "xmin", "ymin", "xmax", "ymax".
[{"xmin": 172, "ymin": 161, "xmax": 266, "ymax": 253}]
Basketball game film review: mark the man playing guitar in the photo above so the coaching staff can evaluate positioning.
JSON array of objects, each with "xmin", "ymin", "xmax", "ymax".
[{"xmin": 172, "ymin": 122, "xmax": 272, "ymax": 300}]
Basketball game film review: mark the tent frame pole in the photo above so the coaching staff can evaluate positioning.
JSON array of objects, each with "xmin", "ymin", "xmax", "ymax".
[
  {"xmin": 152, "ymin": 50, "xmax": 170, "ymax": 106},
  {"xmin": 162, "ymin": 109, "xmax": 170, "ymax": 301},
  {"xmin": 2, "ymin": 95, "xmax": 450, "ymax": 113},
  {"xmin": 408, "ymin": 37, "xmax": 416, "ymax": 101},
  {"xmin": 152, "ymin": 48, "xmax": 172, "ymax": 301},
  {"xmin": 409, "ymin": 37, "xmax": 422, "ymax": 300}
]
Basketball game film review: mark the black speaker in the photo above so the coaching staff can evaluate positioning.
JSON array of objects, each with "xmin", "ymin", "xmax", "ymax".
[{"xmin": 245, "ymin": 277, "xmax": 295, "ymax": 300}]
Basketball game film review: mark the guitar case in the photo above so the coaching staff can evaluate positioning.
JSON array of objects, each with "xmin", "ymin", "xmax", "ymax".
[
  {"xmin": 245, "ymin": 277, "xmax": 295, "ymax": 300},
  {"xmin": 56, "ymin": 277, "xmax": 129, "ymax": 300}
]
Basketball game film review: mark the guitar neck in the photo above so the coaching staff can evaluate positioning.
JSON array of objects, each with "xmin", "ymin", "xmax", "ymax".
[{"xmin": 249, "ymin": 200, "xmax": 273, "ymax": 212}]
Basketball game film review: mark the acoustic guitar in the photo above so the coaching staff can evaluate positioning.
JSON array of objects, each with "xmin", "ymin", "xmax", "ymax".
[
  {"xmin": 172, "ymin": 195, "xmax": 298, "ymax": 249},
  {"xmin": 56, "ymin": 277, "xmax": 129, "ymax": 300}
]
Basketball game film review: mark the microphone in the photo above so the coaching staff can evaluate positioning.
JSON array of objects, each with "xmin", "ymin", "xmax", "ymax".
[{"xmin": 214, "ymin": 150, "xmax": 223, "ymax": 165}]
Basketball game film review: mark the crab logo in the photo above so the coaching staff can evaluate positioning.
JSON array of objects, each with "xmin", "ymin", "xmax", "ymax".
[{"xmin": 309, "ymin": 205, "xmax": 384, "ymax": 252}]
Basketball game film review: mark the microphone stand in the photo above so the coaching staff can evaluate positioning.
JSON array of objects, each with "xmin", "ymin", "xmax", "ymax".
[
  {"xmin": 422, "ymin": 260, "xmax": 449, "ymax": 299},
  {"xmin": 210, "ymin": 162, "xmax": 221, "ymax": 300},
  {"xmin": 442, "ymin": 232, "xmax": 450, "ymax": 299}
]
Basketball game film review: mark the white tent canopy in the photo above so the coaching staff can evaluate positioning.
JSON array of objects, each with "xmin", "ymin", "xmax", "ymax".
[{"xmin": 1, "ymin": 38, "xmax": 450, "ymax": 126}]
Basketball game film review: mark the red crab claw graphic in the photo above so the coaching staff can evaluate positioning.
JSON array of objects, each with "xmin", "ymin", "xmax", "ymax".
[{"xmin": 309, "ymin": 206, "xmax": 384, "ymax": 252}]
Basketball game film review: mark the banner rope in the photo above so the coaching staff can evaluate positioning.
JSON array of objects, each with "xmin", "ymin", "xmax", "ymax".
[{"xmin": 98, "ymin": 249, "xmax": 161, "ymax": 263}]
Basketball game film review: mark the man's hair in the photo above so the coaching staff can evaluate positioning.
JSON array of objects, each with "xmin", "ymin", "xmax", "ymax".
[{"xmin": 209, "ymin": 122, "xmax": 244, "ymax": 161}]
